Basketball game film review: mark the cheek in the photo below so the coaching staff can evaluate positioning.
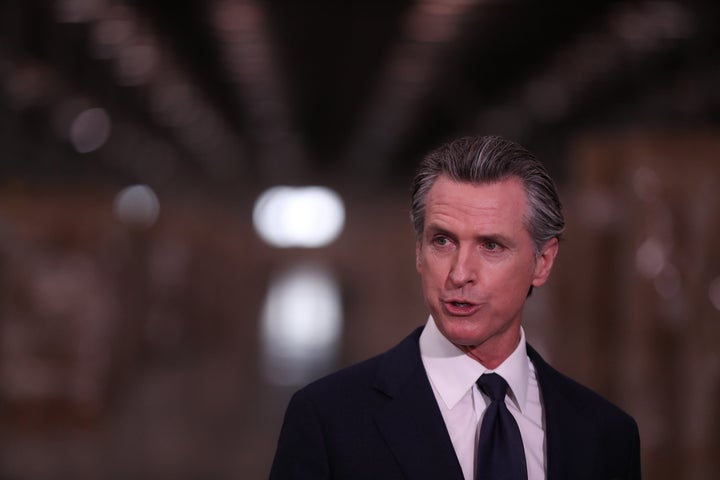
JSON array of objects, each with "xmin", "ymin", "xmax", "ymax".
[
  {"xmin": 418, "ymin": 256, "xmax": 445, "ymax": 288},
  {"xmin": 489, "ymin": 261, "xmax": 535, "ymax": 292}
]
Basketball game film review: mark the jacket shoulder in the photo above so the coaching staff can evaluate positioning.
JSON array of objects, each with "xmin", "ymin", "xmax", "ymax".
[
  {"xmin": 293, "ymin": 326, "xmax": 424, "ymax": 404},
  {"xmin": 528, "ymin": 344, "xmax": 637, "ymax": 426}
]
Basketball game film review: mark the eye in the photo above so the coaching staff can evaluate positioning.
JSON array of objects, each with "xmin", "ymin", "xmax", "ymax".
[
  {"xmin": 433, "ymin": 236, "xmax": 448, "ymax": 246},
  {"xmin": 482, "ymin": 240, "xmax": 503, "ymax": 252},
  {"xmin": 432, "ymin": 235, "xmax": 452, "ymax": 248}
]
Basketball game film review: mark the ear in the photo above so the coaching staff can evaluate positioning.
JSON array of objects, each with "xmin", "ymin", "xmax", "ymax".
[
  {"xmin": 415, "ymin": 240, "xmax": 422, "ymax": 273},
  {"xmin": 531, "ymin": 237, "xmax": 559, "ymax": 287}
]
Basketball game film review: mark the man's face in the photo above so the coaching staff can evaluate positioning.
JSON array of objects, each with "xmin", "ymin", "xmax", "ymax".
[{"xmin": 416, "ymin": 174, "xmax": 558, "ymax": 364}]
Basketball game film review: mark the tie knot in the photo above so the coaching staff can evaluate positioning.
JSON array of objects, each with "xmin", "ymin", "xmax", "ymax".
[{"xmin": 476, "ymin": 373, "xmax": 509, "ymax": 401}]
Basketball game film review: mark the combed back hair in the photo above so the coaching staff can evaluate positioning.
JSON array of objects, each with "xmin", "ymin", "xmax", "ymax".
[{"xmin": 410, "ymin": 135, "xmax": 565, "ymax": 253}]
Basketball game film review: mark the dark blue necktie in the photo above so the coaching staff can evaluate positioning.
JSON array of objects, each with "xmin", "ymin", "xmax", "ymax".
[{"xmin": 475, "ymin": 373, "xmax": 528, "ymax": 480}]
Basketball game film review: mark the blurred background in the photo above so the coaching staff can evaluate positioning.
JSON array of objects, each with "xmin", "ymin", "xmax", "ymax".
[{"xmin": 1, "ymin": 0, "xmax": 719, "ymax": 478}]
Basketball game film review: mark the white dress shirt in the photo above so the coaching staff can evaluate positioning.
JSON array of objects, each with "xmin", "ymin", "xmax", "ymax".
[{"xmin": 419, "ymin": 316, "xmax": 546, "ymax": 480}]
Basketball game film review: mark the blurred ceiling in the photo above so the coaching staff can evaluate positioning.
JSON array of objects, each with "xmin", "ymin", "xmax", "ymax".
[{"xmin": 1, "ymin": 0, "xmax": 719, "ymax": 193}]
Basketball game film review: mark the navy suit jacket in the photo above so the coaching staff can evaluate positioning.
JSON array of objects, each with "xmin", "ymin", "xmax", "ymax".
[{"xmin": 270, "ymin": 327, "xmax": 641, "ymax": 479}]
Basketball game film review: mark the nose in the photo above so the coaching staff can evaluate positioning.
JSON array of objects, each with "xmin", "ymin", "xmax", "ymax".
[{"xmin": 447, "ymin": 246, "xmax": 477, "ymax": 288}]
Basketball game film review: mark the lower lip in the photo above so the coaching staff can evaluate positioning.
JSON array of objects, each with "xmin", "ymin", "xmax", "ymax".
[{"xmin": 443, "ymin": 301, "xmax": 480, "ymax": 316}]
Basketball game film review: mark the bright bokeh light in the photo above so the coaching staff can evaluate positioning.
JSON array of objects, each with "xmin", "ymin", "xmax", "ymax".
[
  {"xmin": 113, "ymin": 184, "xmax": 160, "ymax": 228},
  {"xmin": 260, "ymin": 264, "xmax": 343, "ymax": 386},
  {"xmin": 253, "ymin": 186, "xmax": 345, "ymax": 248},
  {"xmin": 635, "ymin": 237, "xmax": 666, "ymax": 279},
  {"xmin": 69, "ymin": 107, "xmax": 111, "ymax": 153}
]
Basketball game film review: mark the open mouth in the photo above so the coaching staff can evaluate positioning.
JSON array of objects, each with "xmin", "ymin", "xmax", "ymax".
[
  {"xmin": 451, "ymin": 301, "xmax": 472, "ymax": 308},
  {"xmin": 443, "ymin": 300, "xmax": 479, "ymax": 314}
]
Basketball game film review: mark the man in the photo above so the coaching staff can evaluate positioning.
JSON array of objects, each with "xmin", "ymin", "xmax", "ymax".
[{"xmin": 269, "ymin": 136, "xmax": 641, "ymax": 479}]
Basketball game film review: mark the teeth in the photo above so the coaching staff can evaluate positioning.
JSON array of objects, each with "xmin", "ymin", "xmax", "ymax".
[{"xmin": 453, "ymin": 302, "xmax": 469, "ymax": 307}]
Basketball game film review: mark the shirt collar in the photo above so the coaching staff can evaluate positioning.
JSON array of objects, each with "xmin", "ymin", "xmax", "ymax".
[{"xmin": 419, "ymin": 316, "xmax": 530, "ymax": 413}]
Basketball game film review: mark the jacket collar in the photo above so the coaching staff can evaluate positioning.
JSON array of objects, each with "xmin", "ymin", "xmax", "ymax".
[
  {"xmin": 527, "ymin": 345, "xmax": 596, "ymax": 480},
  {"xmin": 373, "ymin": 327, "xmax": 465, "ymax": 480},
  {"xmin": 371, "ymin": 328, "xmax": 596, "ymax": 480}
]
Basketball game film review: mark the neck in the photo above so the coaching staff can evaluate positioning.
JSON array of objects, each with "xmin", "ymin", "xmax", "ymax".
[{"xmin": 457, "ymin": 330, "xmax": 522, "ymax": 369}]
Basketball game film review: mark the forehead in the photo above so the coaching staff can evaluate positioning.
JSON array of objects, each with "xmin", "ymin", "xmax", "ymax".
[{"xmin": 424, "ymin": 175, "xmax": 529, "ymax": 229}]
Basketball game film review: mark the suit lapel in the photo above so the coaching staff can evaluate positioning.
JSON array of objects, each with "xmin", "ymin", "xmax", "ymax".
[
  {"xmin": 528, "ymin": 345, "xmax": 597, "ymax": 480},
  {"xmin": 373, "ymin": 328, "xmax": 465, "ymax": 480},
  {"xmin": 371, "ymin": 333, "xmax": 602, "ymax": 480}
]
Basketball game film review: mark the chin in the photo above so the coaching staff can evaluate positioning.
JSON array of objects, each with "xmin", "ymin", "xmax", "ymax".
[{"xmin": 436, "ymin": 317, "xmax": 488, "ymax": 347}]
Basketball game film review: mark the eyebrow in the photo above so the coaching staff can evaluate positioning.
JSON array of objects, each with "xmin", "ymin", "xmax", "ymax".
[{"xmin": 424, "ymin": 223, "xmax": 453, "ymax": 237}]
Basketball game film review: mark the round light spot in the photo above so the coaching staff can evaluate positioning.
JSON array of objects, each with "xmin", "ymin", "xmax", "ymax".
[
  {"xmin": 636, "ymin": 237, "xmax": 666, "ymax": 279},
  {"xmin": 69, "ymin": 107, "xmax": 111, "ymax": 153},
  {"xmin": 113, "ymin": 184, "xmax": 160, "ymax": 228},
  {"xmin": 261, "ymin": 264, "xmax": 343, "ymax": 386},
  {"xmin": 253, "ymin": 186, "xmax": 345, "ymax": 248}
]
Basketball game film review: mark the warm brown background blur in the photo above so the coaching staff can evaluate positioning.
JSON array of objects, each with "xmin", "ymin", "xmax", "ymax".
[{"xmin": 1, "ymin": 1, "xmax": 719, "ymax": 479}]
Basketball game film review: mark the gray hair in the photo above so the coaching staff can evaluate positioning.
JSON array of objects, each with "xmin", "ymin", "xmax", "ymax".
[{"xmin": 410, "ymin": 135, "xmax": 565, "ymax": 253}]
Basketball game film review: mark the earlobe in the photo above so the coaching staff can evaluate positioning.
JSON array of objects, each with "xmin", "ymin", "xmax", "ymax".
[{"xmin": 532, "ymin": 237, "xmax": 559, "ymax": 287}]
